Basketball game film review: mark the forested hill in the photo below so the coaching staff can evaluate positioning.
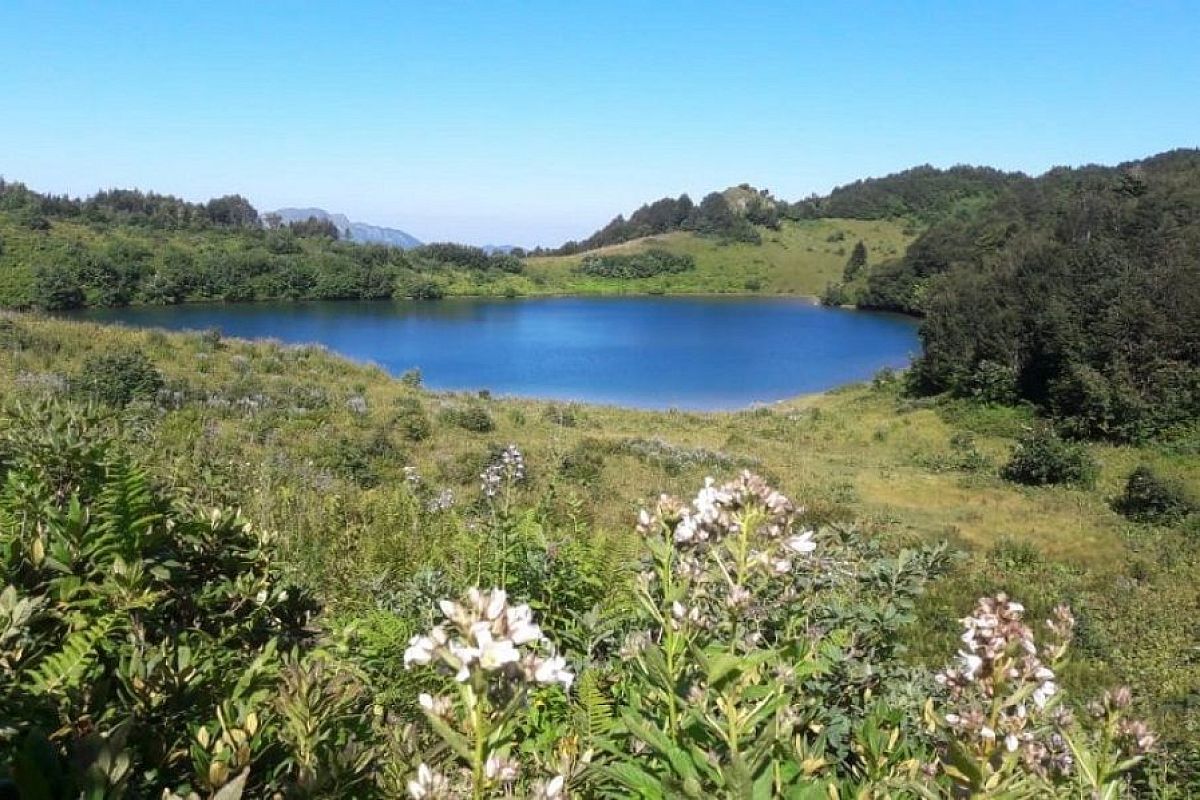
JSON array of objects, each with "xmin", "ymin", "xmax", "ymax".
[
  {"xmin": 547, "ymin": 166, "xmax": 1019, "ymax": 256},
  {"xmin": 537, "ymin": 149, "xmax": 1200, "ymax": 441},
  {"xmin": 0, "ymin": 180, "xmax": 522, "ymax": 308},
  {"xmin": 547, "ymin": 184, "xmax": 778, "ymax": 255},
  {"xmin": 900, "ymin": 148, "xmax": 1200, "ymax": 441},
  {"xmin": 791, "ymin": 164, "xmax": 1019, "ymax": 222}
]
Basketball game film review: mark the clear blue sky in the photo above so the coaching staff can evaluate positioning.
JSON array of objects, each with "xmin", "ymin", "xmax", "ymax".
[{"xmin": 1, "ymin": 1, "xmax": 1197, "ymax": 247}]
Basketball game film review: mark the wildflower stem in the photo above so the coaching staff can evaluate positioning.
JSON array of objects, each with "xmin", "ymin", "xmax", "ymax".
[
  {"xmin": 467, "ymin": 677, "xmax": 488, "ymax": 800},
  {"xmin": 659, "ymin": 525, "xmax": 681, "ymax": 735}
]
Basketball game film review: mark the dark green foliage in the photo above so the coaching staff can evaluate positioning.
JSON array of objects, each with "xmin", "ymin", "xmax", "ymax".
[
  {"xmin": 844, "ymin": 240, "xmax": 868, "ymax": 281},
  {"xmin": 820, "ymin": 281, "xmax": 851, "ymax": 307},
  {"xmin": 413, "ymin": 243, "xmax": 521, "ymax": 273},
  {"xmin": 204, "ymin": 194, "xmax": 260, "ymax": 227},
  {"xmin": 393, "ymin": 396, "xmax": 432, "ymax": 441},
  {"xmin": 695, "ymin": 191, "xmax": 761, "ymax": 243},
  {"xmin": 1001, "ymin": 426, "xmax": 1098, "ymax": 487},
  {"xmin": 0, "ymin": 181, "xmax": 436, "ymax": 308},
  {"xmin": 400, "ymin": 277, "xmax": 445, "ymax": 300},
  {"xmin": 439, "ymin": 403, "xmax": 494, "ymax": 433},
  {"xmin": 791, "ymin": 164, "xmax": 1016, "ymax": 222},
  {"xmin": 73, "ymin": 350, "xmax": 163, "ymax": 407},
  {"xmin": 958, "ymin": 360, "xmax": 1019, "ymax": 405},
  {"xmin": 1115, "ymin": 465, "xmax": 1196, "ymax": 524},
  {"xmin": 0, "ymin": 400, "xmax": 321, "ymax": 797},
  {"xmin": 552, "ymin": 187, "xmax": 770, "ymax": 255},
  {"xmin": 575, "ymin": 249, "xmax": 695, "ymax": 279},
  {"xmin": 553, "ymin": 194, "xmax": 696, "ymax": 254},
  {"xmin": 30, "ymin": 265, "xmax": 85, "ymax": 311},
  {"xmin": 287, "ymin": 216, "xmax": 340, "ymax": 239},
  {"xmin": 903, "ymin": 150, "xmax": 1200, "ymax": 441}
]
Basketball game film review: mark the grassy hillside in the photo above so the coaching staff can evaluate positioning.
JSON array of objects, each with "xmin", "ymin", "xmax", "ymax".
[
  {"xmin": 3, "ymin": 312, "xmax": 1199, "ymax": 779},
  {"xmin": 0, "ymin": 183, "xmax": 913, "ymax": 306},
  {"xmin": 519, "ymin": 217, "xmax": 914, "ymax": 296}
]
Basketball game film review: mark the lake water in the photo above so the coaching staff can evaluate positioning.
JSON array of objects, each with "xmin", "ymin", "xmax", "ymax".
[{"xmin": 70, "ymin": 297, "xmax": 920, "ymax": 410}]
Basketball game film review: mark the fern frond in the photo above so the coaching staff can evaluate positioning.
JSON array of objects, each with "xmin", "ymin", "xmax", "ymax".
[
  {"xmin": 572, "ymin": 668, "xmax": 614, "ymax": 745},
  {"xmin": 94, "ymin": 460, "xmax": 162, "ymax": 563},
  {"xmin": 26, "ymin": 614, "xmax": 117, "ymax": 695}
]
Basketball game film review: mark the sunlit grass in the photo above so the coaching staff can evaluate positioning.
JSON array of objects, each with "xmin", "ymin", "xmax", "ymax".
[
  {"xmin": 5, "ymin": 311, "xmax": 1199, "ymax": 741},
  {"xmin": 521, "ymin": 217, "xmax": 916, "ymax": 297}
]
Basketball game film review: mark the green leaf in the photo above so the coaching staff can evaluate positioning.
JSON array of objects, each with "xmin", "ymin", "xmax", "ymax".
[
  {"xmin": 600, "ymin": 761, "xmax": 667, "ymax": 798},
  {"xmin": 619, "ymin": 708, "xmax": 702, "ymax": 791},
  {"xmin": 213, "ymin": 768, "xmax": 249, "ymax": 800},
  {"xmin": 26, "ymin": 615, "xmax": 116, "ymax": 695},
  {"xmin": 423, "ymin": 710, "xmax": 474, "ymax": 763}
]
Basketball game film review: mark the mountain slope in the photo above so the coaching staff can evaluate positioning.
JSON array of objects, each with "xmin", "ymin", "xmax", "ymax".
[
  {"xmin": 524, "ymin": 217, "xmax": 914, "ymax": 296},
  {"xmin": 271, "ymin": 207, "xmax": 422, "ymax": 248}
]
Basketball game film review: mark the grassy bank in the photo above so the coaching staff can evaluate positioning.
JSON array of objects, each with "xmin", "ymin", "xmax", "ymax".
[
  {"xmin": 3, "ymin": 312, "xmax": 1198, "ymax": 742},
  {"xmin": 2, "ymin": 309, "xmax": 1200, "ymax": 796},
  {"xmin": 517, "ymin": 218, "xmax": 914, "ymax": 297}
]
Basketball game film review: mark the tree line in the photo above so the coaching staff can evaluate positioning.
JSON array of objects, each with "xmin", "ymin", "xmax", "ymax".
[
  {"xmin": 892, "ymin": 149, "xmax": 1200, "ymax": 441},
  {"xmin": 545, "ymin": 186, "xmax": 775, "ymax": 255},
  {"xmin": 0, "ymin": 181, "xmax": 522, "ymax": 308}
]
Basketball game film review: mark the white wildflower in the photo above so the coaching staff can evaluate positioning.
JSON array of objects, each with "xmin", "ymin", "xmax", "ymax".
[{"xmin": 784, "ymin": 531, "xmax": 816, "ymax": 554}]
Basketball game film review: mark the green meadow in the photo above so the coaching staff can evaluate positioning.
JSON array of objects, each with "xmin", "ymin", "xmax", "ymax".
[
  {"xmin": 517, "ymin": 218, "xmax": 914, "ymax": 297},
  {"xmin": 4, "ymin": 311, "xmax": 1197, "ymax": 750}
]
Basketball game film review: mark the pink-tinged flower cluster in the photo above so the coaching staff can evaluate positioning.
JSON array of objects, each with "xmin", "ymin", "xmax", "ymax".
[
  {"xmin": 403, "ymin": 587, "xmax": 573, "ymax": 690},
  {"xmin": 426, "ymin": 488, "xmax": 455, "ymax": 512},
  {"xmin": 638, "ymin": 471, "xmax": 802, "ymax": 548},
  {"xmin": 635, "ymin": 473, "xmax": 818, "ymax": 632},
  {"xmin": 406, "ymin": 760, "xmax": 565, "ymax": 799},
  {"xmin": 1094, "ymin": 686, "xmax": 1157, "ymax": 756},
  {"xmin": 936, "ymin": 595, "xmax": 1076, "ymax": 770},
  {"xmin": 481, "ymin": 444, "xmax": 526, "ymax": 498},
  {"xmin": 937, "ymin": 595, "xmax": 1066, "ymax": 709}
]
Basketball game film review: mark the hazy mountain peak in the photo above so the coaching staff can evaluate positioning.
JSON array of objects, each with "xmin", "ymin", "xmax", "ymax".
[{"xmin": 270, "ymin": 207, "xmax": 421, "ymax": 249}]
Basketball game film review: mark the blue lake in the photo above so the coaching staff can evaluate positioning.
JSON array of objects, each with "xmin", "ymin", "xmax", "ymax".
[{"xmin": 70, "ymin": 297, "xmax": 920, "ymax": 410}]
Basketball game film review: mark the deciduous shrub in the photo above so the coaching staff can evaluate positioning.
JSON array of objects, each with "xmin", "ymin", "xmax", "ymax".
[
  {"xmin": 558, "ymin": 440, "xmax": 605, "ymax": 483},
  {"xmin": 1002, "ymin": 426, "xmax": 1098, "ymax": 487},
  {"xmin": 401, "ymin": 277, "xmax": 445, "ymax": 300},
  {"xmin": 575, "ymin": 249, "xmax": 694, "ymax": 279},
  {"xmin": 393, "ymin": 395, "xmax": 433, "ymax": 441},
  {"xmin": 73, "ymin": 349, "xmax": 164, "ymax": 407},
  {"xmin": 0, "ymin": 400, "xmax": 325, "ymax": 798},
  {"xmin": 1115, "ymin": 465, "xmax": 1197, "ymax": 524},
  {"xmin": 439, "ymin": 403, "xmax": 495, "ymax": 433}
]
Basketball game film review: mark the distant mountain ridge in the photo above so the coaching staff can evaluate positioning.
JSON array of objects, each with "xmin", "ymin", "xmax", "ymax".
[{"xmin": 271, "ymin": 207, "xmax": 422, "ymax": 249}]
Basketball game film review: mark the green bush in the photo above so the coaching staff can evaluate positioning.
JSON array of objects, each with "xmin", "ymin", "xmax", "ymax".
[
  {"xmin": 1001, "ymin": 426, "xmax": 1098, "ymax": 487},
  {"xmin": 439, "ymin": 403, "xmax": 494, "ymax": 433},
  {"xmin": 959, "ymin": 360, "xmax": 1018, "ymax": 405},
  {"xmin": 31, "ymin": 264, "xmax": 85, "ymax": 310},
  {"xmin": 575, "ymin": 249, "xmax": 695, "ymax": 279},
  {"xmin": 1114, "ymin": 465, "xmax": 1197, "ymax": 524},
  {"xmin": 401, "ymin": 277, "xmax": 445, "ymax": 300},
  {"xmin": 542, "ymin": 403, "xmax": 580, "ymax": 427},
  {"xmin": 73, "ymin": 349, "xmax": 164, "ymax": 407},
  {"xmin": 394, "ymin": 396, "xmax": 433, "ymax": 441},
  {"xmin": 0, "ymin": 400, "xmax": 330, "ymax": 798},
  {"xmin": 558, "ymin": 440, "xmax": 605, "ymax": 483},
  {"xmin": 820, "ymin": 281, "xmax": 851, "ymax": 306}
]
